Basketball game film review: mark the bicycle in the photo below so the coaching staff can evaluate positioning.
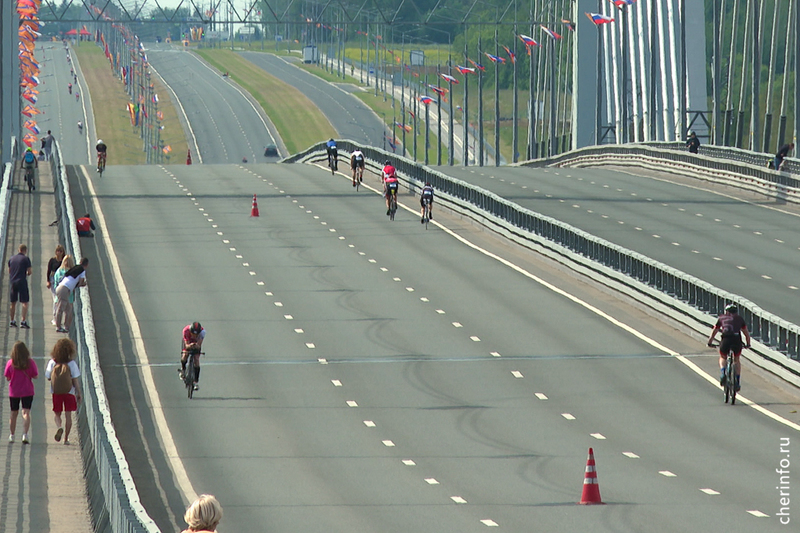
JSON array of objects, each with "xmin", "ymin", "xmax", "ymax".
[
  {"xmin": 353, "ymin": 165, "xmax": 363, "ymax": 191},
  {"xmin": 24, "ymin": 166, "xmax": 35, "ymax": 192},
  {"xmin": 388, "ymin": 189, "xmax": 398, "ymax": 221},
  {"xmin": 97, "ymin": 152, "xmax": 106, "ymax": 177},
  {"xmin": 709, "ymin": 343, "xmax": 742, "ymax": 405},
  {"xmin": 180, "ymin": 350, "xmax": 204, "ymax": 399},
  {"xmin": 422, "ymin": 198, "xmax": 432, "ymax": 229},
  {"xmin": 327, "ymin": 152, "xmax": 338, "ymax": 175}
]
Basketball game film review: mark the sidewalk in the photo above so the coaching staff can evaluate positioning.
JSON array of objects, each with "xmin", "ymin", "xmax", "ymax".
[{"xmin": 0, "ymin": 161, "xmax": 92, "ymax": 532}]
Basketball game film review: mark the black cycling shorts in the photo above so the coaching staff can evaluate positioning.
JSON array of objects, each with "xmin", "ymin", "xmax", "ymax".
[
  {"xmin": 352, "ymin": 159, "xmax": 364, "ymax": 169},
  {"xmin": 720, "ymin": 335, "xmax": 743, "ymax": 357},
  {"xmin": 420, "ymin": 196, "xmax": 433, "ymax": 207},
  {"xmin": 385, "ymin": 184, "xmax": 398, "ymax": 198}
]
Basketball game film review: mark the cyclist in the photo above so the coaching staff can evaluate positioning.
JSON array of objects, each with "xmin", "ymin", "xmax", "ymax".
[
  {"xmin": 95, "ymin": 139, "xmax": 107, "ymax": 172},
  {"xmin": 77, "ymin": 120, "xmax": 83, "ymax": 135},
  {"xmin": 179, "ymin": 322, "xmax": 206, "ymax": 391},
  {"xmin": 383, "ymin": 161, "xmax": 399, "ymax": 215},
  {"xmin": 326, "ymin": 139, "xmax": 338, "ymax": 171},
  {"xmin": 68, "ymin": 82, "xmax": 72, "ymax": 95},
  {"xmin": 350, "ymin": 148, "xmax": 365, "ymax": 186},
  {"xmin": 20, "ymin": 147, "xmax": 37, "ymax": 189},
  {"xmin": 420, "ymin": 182, "xmax": 434, "ymax": 223},
  {"xmin": 707, "ymin": 304, "xmax": 751, "ymax": 391}
]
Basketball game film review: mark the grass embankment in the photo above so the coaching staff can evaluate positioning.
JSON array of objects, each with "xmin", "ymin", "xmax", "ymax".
[
  {"xmin": 194, "ymin": 49, "xmax": 335, "ymax": 154},
  {"xmin": 74, "ymin": 42, "xmax": 188, "ymax": 165}
]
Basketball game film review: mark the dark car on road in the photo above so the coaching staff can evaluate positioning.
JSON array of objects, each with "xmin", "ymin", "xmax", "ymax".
[{"xmin": 264, "ymin": 144, "xmax": 279, "ymax": 157}]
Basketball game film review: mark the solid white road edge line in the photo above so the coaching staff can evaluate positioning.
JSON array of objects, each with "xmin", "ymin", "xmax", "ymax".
[
  {"xmin": 316, "ymin": 163, "xmax": 800, "ymax": 433},
  {"xmin": 83, "ymin": 167, "xmax": 198, "ymax": 503}
]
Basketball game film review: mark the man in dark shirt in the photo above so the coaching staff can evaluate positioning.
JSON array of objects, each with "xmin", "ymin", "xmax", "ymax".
[
  {"xmin": 774, "ymin": 142, "xmax": 794, "ymax": 170},
  {"xmin": 8, "ymin": 244, "xmax": 32, "ymax": 328},
  {"xmin": 685, "ymin": 131, "xmax": 700, "ymax": 154}
]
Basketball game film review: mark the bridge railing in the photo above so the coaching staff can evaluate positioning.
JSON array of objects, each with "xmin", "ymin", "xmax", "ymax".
[
  {"xmin": 286, "ymin": 141, "xmax": 800, "ymax": 377},
  {"xmin": 532, "ymin": 142, "xmax": 800, "ymax": 186},
  {"xmin": 632, "ymin": 141, "xmax": 800, "ymax": 175},
  {"xmin": 49, "ymin": 143, "xmax": 160, "ymax": 533}
]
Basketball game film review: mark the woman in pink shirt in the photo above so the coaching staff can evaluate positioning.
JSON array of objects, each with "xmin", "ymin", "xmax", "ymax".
[{"xmin": 4, "ymin": 341, "xmax": 38, "ymax": 444}]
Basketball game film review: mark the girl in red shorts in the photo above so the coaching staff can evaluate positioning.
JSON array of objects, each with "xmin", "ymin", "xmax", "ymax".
[{"xmin": 45, "ymin": 339, "xmax": 82, "ymax": 444}]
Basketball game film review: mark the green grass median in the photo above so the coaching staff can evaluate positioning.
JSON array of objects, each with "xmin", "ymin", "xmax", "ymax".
[
  {"xmin": 74, "ymin": 42, "xmax": 188, "ymax": 165},
  {"xmin": 195, "ymin": 49, "xmax": 335, "ymax": 153}
]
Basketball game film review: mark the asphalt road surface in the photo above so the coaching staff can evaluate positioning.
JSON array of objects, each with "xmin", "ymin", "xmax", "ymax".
[
  {"xmin": 66, "ymin": 160, "xmax": 797, "ymax": 532},
  {"xmin": 239, "ymin": 51, "xmax": 387, "ymax": 148},
  {"xmin": 146, "ymin": 44, "xmax": 281, "ymax": 164},
  {"xmin": 433, "ymin": 164, "xmax": 800, "ymax": 326},
  {"xmin": 36, "ymin": 42, "xmax": 93, "ymax": 165}
]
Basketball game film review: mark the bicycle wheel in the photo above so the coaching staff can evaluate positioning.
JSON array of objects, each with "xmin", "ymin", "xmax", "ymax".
[
  {"xmin": 185, "ymin": 356, "xmax": 195, "ymax": 399},
  {"xmin": 390, "ymin": 194, "xmax": 397, "ymax": 221},
  {"xmin": 26, "ymin": 170, "xmax": 34, "ymax": 192},
  {"xmin": 729, "ymin": 364, "xmax": 736, "ymax": 405}
]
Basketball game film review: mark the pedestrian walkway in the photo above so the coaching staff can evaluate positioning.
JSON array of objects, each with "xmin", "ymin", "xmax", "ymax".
[{"xmin": 0, "ymin": 162, "xmax": 92, "ymax": 532}]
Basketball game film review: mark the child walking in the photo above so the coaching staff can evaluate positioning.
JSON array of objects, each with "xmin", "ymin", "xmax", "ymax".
[
  {"xmin": 4, "ymin": 341, "xmax": 38, "ymax": 444},
  {"xmin": 45, "ymin": 338, "xmax": 82, "ymax": 444}
]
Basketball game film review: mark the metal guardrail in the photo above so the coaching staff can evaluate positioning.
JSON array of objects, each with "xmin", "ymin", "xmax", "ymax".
[
  {"xmin": 49, "ymin": 143, "xmax": 160, "ymax": 533},
  {"xmin": 581, "ymin": 141, "xmax": 800, "ymax": 179},
  {"xmin": 525, "ymin": 143, "xmax": 800, "ymax": 194},
  {"xmin": 286, "ymin": 141, "xmax": 800, "ymax": 368}
]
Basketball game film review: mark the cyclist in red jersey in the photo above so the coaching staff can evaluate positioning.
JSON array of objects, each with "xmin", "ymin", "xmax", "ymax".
[
  {"xmin": 707, "ymin": 304, "xmax": 751, "ymax": 391},
  {"xmin": 382, "ymin": 161, "xmax": 398, "ymax": 215}
]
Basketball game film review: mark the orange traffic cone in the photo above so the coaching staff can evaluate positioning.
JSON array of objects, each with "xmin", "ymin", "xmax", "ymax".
[
  {"xmin": 579, "ymin": 447, "xmax": 604, "ymax": 505},
  {"xmin": 187, "ymin": 149, "xmax": 192, "ymax": 165},
  {"xmin": 250, "ymin": 194, "xmax": 259, "ymax": 217}
]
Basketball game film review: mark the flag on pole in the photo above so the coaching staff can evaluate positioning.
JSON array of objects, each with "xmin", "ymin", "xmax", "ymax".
[
  {"xmin": 419, "ymin": 95, "xmax": 434, "ymax": 105},
  {"xmin": 609, "ymin": 0, "xmax": 636, "ymax": 9},
  {"xmin": 561, "ymin": 19, "xmax": 576, "ymax": 31},
  {"xmin": 440, "ymin": 73, "xmax": 459, "ymax": 84},
  {"xmin": 540, "ymin": 25, "xmax": 562, "ymax": 40},
  {"xmin": 586, "ymin": 12, "xmax": 615, "ymax": 25},
  {"xmin": 484, "ymin": 52, "xmax": 505, "ymax": 64},
  {"xmin": 502, "ymin": 45, "xmax": 516, "ymax": 64},
  {"xmin": 467, "ymin": 58, "xmax": 485, "ymax": 71},
  {"xmin": 518, "ymin": 34, "xmax": 539, "ymax": 47},
  {"xmin": 455, "ymin": 65, "xmax": 476, "ymax": 75}
]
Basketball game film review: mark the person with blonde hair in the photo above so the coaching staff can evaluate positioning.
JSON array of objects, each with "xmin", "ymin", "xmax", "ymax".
[
  {"xmin": 53, "ymin": 255, "xmax": 74, "ymax": 332},
  {"xmin": 4, "ymin": 341, "xmax": 38, "ymax": 443},
  {"xmin": 44, "ymin": 338, "xmax": 82, "ymax": 444},
  {"xmin": 182, "ymin": 494, "xmax": 223, "ymax": 533}
]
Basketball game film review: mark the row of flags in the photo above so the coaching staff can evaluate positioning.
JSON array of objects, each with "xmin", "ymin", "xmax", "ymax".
[{"xmin": 18, "ymin": 0, "xmax": 44, "ymax": 147}]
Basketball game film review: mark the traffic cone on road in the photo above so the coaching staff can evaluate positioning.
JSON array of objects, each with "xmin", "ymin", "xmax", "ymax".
[
  {"xmin": 579, "ymin": 447, "xmax": 604, "ymax": 505},
  {"xmin": 250, "ymin": 194, "xmax": 259, "ymax": 217},
  {"xmin": 187, "ymin": 149, "xmax": 192, "ymax": 165}
]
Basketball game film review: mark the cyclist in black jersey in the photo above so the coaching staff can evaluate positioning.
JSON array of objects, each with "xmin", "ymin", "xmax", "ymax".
[
  {"xmin": 420, "ymin": 182, "xmax": 434, "ymax": 223},
  {"xmin": 707, "ymin": 304, "xmax": 751, "ymax": 391}
]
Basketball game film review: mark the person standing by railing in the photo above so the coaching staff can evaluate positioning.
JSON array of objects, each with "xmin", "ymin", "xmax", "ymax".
[
  {"xmin": 773, "ymin": 142, "xmax": 794, "ymax": 171},
  {"xmin": 685, "ymin": 131, "xmax": 700, "ymax": 154}
]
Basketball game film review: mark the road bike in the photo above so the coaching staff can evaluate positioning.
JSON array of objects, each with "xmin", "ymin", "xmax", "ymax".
[
  {"xmin": 180, "ymin": 350, "xmax": 204, "ymax": 399},
  {"xmin": 23, "ymin": 166, "xmax": 35, "ymax": 192},
  {"xmin": 353, "ymin": 165, "xmax": 363, "ymax": 191},
  {"xmin": 97, "ymin": 152, "xmax": 106, "ymax": 177},
  {"xmin": 327, "ymin": 152, "xmax": 338, "ymax": 175},
  {"xmin": 421, "ymin": 198, "xmax": 432, "ymax": 229},
  {"xmin": 388, "ymin": 189, "xmax": 398, "ymax": 221},
  {"xmin": 709, "ymin": 343, "xmax": 743, "ymax": 405}
]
